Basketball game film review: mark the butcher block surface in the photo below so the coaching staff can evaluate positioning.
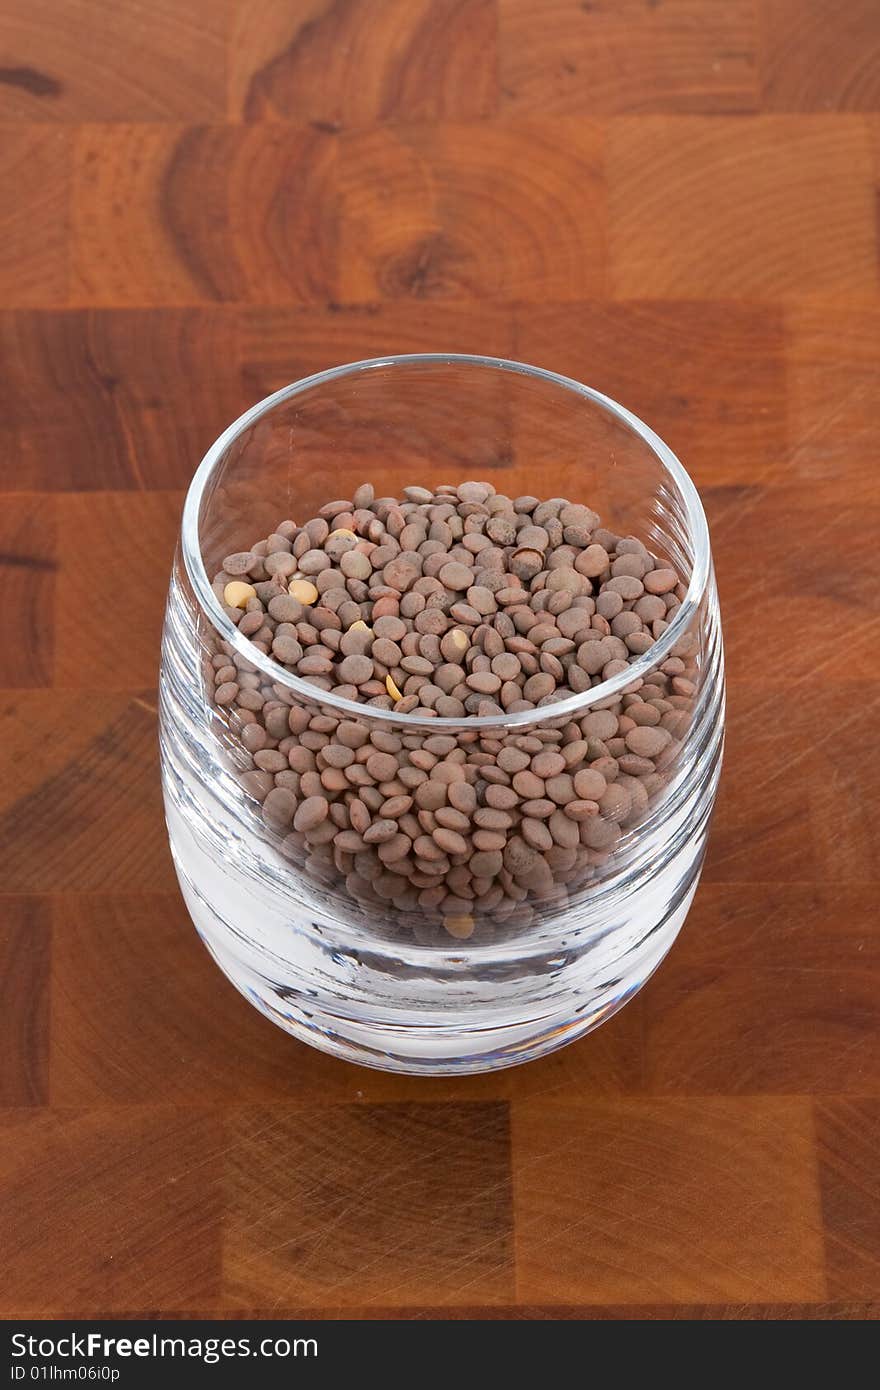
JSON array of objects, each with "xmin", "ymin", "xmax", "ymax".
[{"xmin": 1, "ymin": 0, "xmax": 879, "ymax": 1319}]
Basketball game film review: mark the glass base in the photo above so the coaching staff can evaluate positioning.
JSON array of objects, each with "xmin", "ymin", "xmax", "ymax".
[{"xmin": 175, "ymin": 851, "xmax": 698, "ymax": 1075}]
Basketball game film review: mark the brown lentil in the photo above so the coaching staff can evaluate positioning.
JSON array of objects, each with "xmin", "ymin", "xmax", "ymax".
[{"xmin": 209, "ymin": 481, "xmax": 696, "ymax": 939}]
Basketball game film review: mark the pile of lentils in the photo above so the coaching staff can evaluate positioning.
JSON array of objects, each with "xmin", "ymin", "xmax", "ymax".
[{"xmin": 208, "ymin": 482, "xmax": 697, "ymax": 940}]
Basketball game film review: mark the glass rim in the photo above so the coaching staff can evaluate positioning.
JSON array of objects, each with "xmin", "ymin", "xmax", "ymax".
[{"xmin": 181, "ymin": 353, "xmax": 711, "ymax": 731}]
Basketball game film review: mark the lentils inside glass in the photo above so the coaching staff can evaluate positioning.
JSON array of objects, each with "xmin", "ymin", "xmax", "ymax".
[{"xmin": 209, "ymin": 482, "xmax": 698, "ymax": 940}]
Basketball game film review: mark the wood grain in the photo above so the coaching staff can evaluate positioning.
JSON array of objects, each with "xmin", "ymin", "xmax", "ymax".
[
  {"xmin": 705, "ymin": 682, "xmax": 880, "ymax": 884},
  {"xmin": 0, "ymin": 691, "xmax": 175, "ymax": 892},
  {"xmin": 784, "ymin": 301, "xmax": 880, "ymax": 503},
  {"xmin": 760, "ymin": 0, "xmax": 880, "ymax": 113},
  {"xmin": 239, "ymin": 302, "xmax": 518, "ymax": 399},
  {"xmin": 608, "ymin": 115, "xmax": 878, "ymax": 298},
  {"xmin": 816, "ymin": 1100, "xmax": 880, "ymax": 1298},
  {"xmin": 223, "ymin": 1103, "xmax": 514, "ymax": 1307},
  {"xmin": 229, "ymin": 0, "xmax": 498, "ymax": 125},
  {"xmin": 0, "ymin": 0, "xmax": 229, "ymax": 121},
  {"xmin": 0, "ymin": 493, "xmax": 56, "ymax": 685},
  {"xmin": 0, "ymin": 1108, "xmax": 224, "ymax": 1315},
  {"xmin": 499, "ymin": 0, "xmax": 758, "ymax": 115},
  {"xmin": 71, "ymin": 125, "xmax": 338, "ymax": 306},
  {"xmin": 0, "ymin": 126, "xmax": 70, "ymax": 306},
  {"xmin": 0, "ymin": 309, "xmax": 248, "ymax": 490},
  {"xmin": 1, "ymin": 0, "xmax": 879, "ymax": 1322},
  {"xmin": 54, "ymin": 491, "xmax": 182, "ymax": 687},
  {"xmin": 644, "ymin": 879, "xmax": 880, "ymax": 1093},
  {"xmin": 511, "ymin": 1098, "xmax": 825, "ymax": 1303},
  {"xmin": 644, "ymin": 954, "xmax": 880, "ymax": 1096},
  {"xmin": 337, "ymin": 120, "xmax": 606, "ymax": 301},
  {"xmin": 514, "ymin": 300, "xmax": 787, "ymax": 488},
  {"xmin": 0, "ymin": 898, "xmax": 50, "ymax": 1106},
  {"xmin": 713, "ymin": 488, "xmax": 880, "ymax": 682}
]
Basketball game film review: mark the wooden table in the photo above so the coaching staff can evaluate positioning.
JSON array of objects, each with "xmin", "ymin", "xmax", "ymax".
[{"xmin": 1, "ymin": 0, "xmax": 878, "ymax": 1321}]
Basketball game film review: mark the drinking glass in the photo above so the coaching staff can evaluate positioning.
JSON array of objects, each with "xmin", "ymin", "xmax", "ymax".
[{"xmin": 160, "ymin": 355, "xmax": 724, "ymax": 1073}]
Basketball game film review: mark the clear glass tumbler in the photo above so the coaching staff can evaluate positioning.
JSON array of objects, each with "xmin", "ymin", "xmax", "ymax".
[{"xmin": 160, "ymin": 355, "xmax": 724, "ymax": 1074}]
